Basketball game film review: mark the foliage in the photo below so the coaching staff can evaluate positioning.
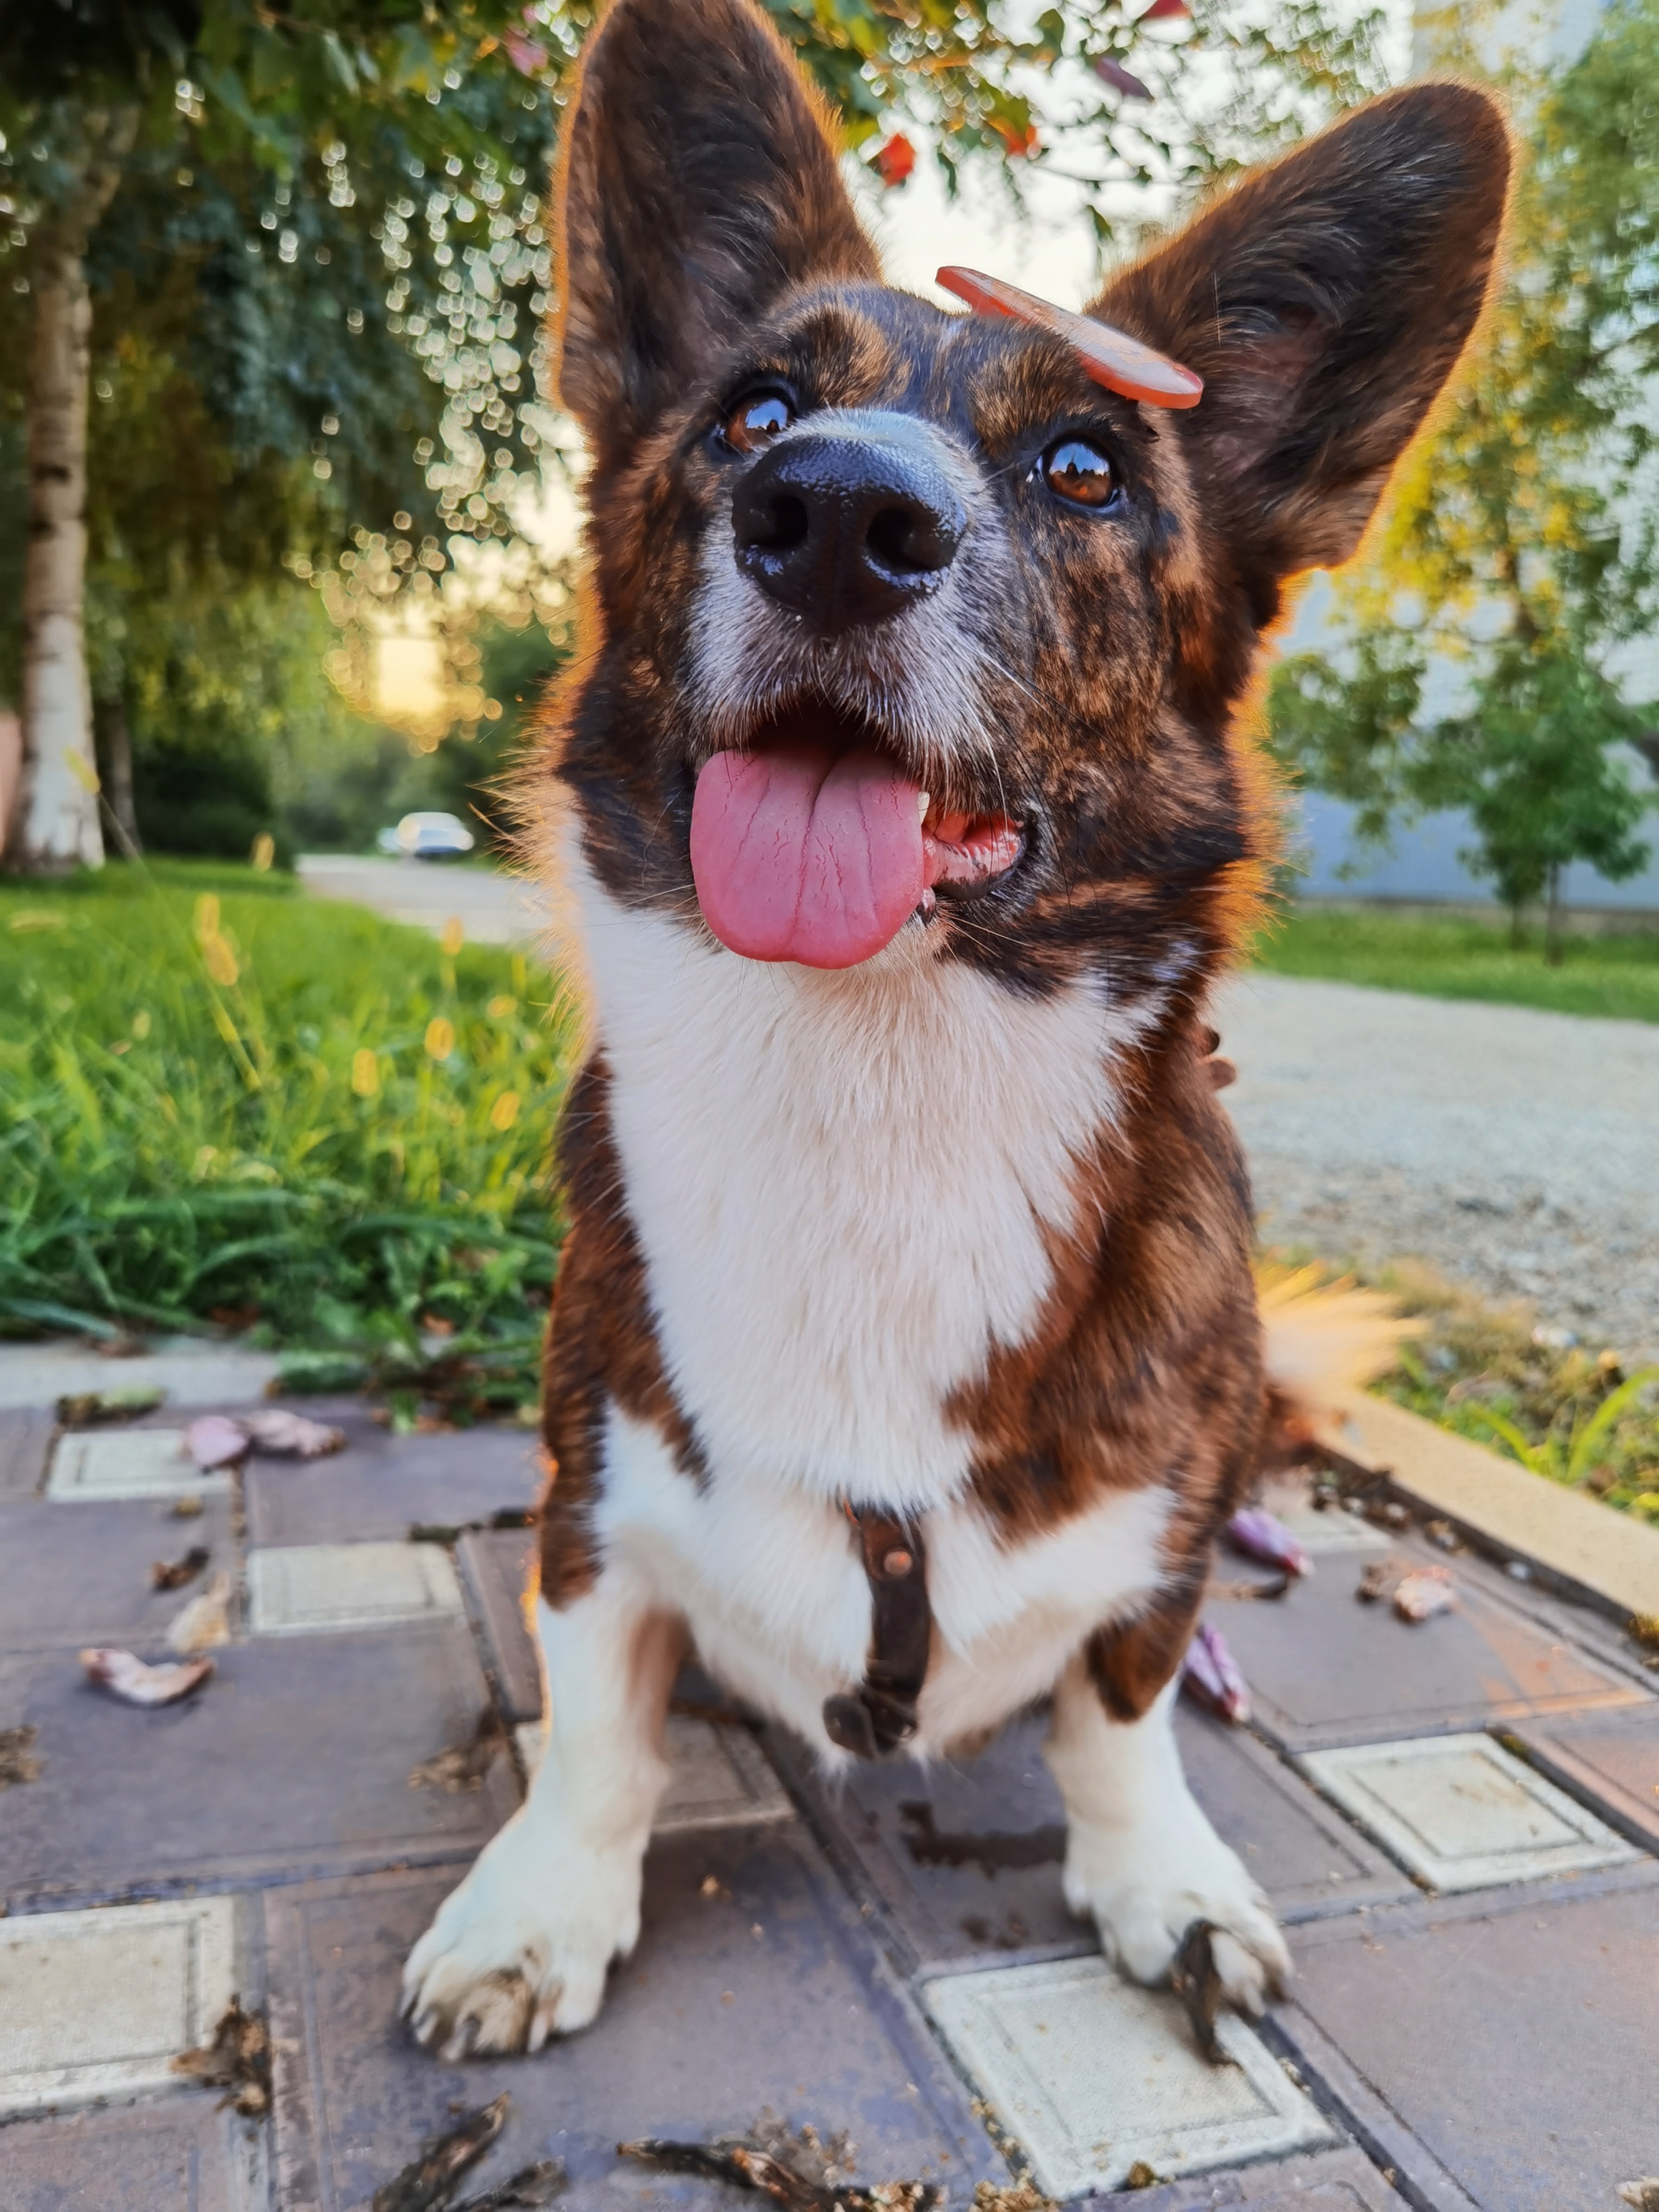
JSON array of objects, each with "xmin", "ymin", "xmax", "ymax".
[
  {"xmin": 1265, "ymin": 0, "xmax": 1659, "ymax": 957},
  {"xmin": 1252, "ymin": 905, "xmax": 1659, "ymax": 1023},
  {"xmin": 1362, "ymin": 1260, "xmax": 1659, "ymax": 1521},
  {"xmin": 0, "ymin": 859, "xmax": 573, "ymax": 1390}
]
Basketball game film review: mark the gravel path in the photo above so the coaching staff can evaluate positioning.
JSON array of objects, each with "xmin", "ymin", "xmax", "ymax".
[{"xmin": 1214, "ymin": 973, "xmax": 1659, "ymax": 1362}]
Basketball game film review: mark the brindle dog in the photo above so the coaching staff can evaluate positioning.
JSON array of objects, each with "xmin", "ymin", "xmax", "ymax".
[{"xmin": 403, "ymin": 0, "xmax": 1509, "ymax": 2061}]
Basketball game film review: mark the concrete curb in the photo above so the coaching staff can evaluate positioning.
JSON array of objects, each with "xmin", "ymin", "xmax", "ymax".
[{"xmin": 1319, "ymin": 1385, "xmax": 1659, "ymax": 1624}]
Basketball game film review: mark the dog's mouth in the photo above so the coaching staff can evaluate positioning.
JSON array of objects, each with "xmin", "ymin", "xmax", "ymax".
[{"xmin": 689, "ymin": 700, "xmax": 1022, "ymax": 969}]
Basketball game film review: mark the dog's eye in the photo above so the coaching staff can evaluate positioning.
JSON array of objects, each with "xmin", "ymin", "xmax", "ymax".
[
  {"xmin": 1042, "ymin": 437, "xmax": 1117, "ymax": 509},
  {"xmin": 723, "ymin": 390, "xmax": 795, "ymax": 454}
]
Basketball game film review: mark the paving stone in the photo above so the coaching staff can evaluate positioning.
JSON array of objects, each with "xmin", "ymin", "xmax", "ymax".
[
  {"xmin": 457, "ymin": 1525, "xmax": 540, "ymax": 1718},
  {"xmin": 1276, "ymin": 1872, "xmax": 1659, "ymax": 2212},
  {"xmin": 267, "ymin": 1835, "xmax": 1003, "ymax": 2212},
  {"xmin": 768, "ymin": 1707, "xmax": 1411, "ymax": 1976},
  {"xmin": 47, "ymin": 1428, "xmax": 232, "ymax": 1503},
  {"xmin": 0, "ymin": 1408, "xmax": 56, "ymax": 1498},
  {"xmin": 247, "ymin": 1541, "xmax": 465, "ymax": 1634},
  {"xmin": 1300, "ymin": 1733, "xmax": 1640, "ymax": 1893},
  {"xmin": 0, "ymin": 1895, "xmax": 237, "ymax": 2116},
  {"xmin": 0, "ymin": 1626, "xmax": 515, "ymax": 1907},
  {"xmin": 1210, "ymin": 1555, "xmax": 1643, "ymax": 1752},
  {"xmin": 1508, "ymin": 1699, "xmax": 1659, "ymax": 1851},
  {"xmin": 1112, "ymin": 2146, "xmax": 1405, "ymax": 2210},
  {"xmin": 515, "ymin": 1714, "xmax": 792, "ymax": 1833},
  {"xmin": 0, "ymin": 1338, "xmax": 279, "ymax": 1413},
  {"xmin": 0, "ymin": 2095, "xmax": 265, "ymax": 2212},
  {"xmin": 0, "ymin": 1493, "xmax": 240, "ymax": 1655},
  {"xmin": 922, "ymin": 1954, "xmax": 1331, "ymax": 2198},
  {"xmin": 244, "ymin": 1415, "xmax": 540, "ymax": 1546}
]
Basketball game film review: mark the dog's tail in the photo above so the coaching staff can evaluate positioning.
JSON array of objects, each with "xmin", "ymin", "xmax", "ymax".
[{"xmin": 1258, "ymin": 1264, "xmax": 1422, "ymax": 1462}]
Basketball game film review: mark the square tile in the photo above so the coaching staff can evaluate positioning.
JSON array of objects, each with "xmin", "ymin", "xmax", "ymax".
[
  {"xmin": 1211, "ymin": 1555, "xmax": 1643, "ymax": 1752},
  {"xmin": 1108, "ymin": 2147, "xmax": 1405, "ymax": 2211},
  {"xmin": 0, "ymin": 2096, "xmax": 262, "ymax": 2212},
  {"xmin": 516, "ymin": 1715, "xmax": 791, "ymax": 1833},
  {"xmin": 1277, "ymin": 1874, "xmax": 1659, "ymax": 2212},
  {"xmin": 457, "ymin": 1526, "xmax": 540, "ymax": 1719},
  {"xmin": 244, "ymin": 1417, "xmax": 540, "ymax": 1546},
  {"xmin": 0, "ymin": 1626, "xmax": 516, "ymax": 1907},
  {"xmin": 0, "ymin": 1895, "xmax": 236, "ymax": 2115},
  {"xmin": 1507, "ymin": 1700, "xmax": 1659, "ymax": 1851},
  {"xmin": 248, "ymin": 1541, "xmax": 464, "ymax": 1634},
  {"xmin": 267, "ymin": 1836, "xmax": 1002, "ymax": 2212},
  {"xmin": 922, "ymin": 1955, "xmax": 1331, "ymax": 2197},
  {"xmin": 766, "ymin": 1707, "xmax": 1410, "ymax": 1976},
  {"xmin": 47, "ymin": 1429, "xmax": 231, "ymax": 1502},
  {"xmin": 0, "ymin": 1493, "xmax": 240, "ymax": 1655},
  {"xmin": 1300, "ymin": 1733, "xmax": 1639, "ymax": 1893}
]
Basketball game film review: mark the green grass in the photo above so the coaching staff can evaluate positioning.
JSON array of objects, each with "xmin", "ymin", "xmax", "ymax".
[
  {"xmin": 1254, "ymin": 906, "xmax": 1659, "ymax": 1022},
  {"xmin": 0, "ymin": 858, "xmax": 573, "ymax": 1403}
]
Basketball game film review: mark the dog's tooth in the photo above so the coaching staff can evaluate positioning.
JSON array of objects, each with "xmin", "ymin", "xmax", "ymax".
[{"xmin": 918, "ymin": 791, "xmax": 931, "ymax": 818}]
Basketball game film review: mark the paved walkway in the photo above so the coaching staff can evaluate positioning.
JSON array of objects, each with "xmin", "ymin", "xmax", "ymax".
[
  {"xmin": 2, "ymin": 1354, "xmax": 1657, "ymax": 2211},
  {"xmin": 1214, "ymin": 974, "xmax": 1659, "ymax": 1360},
  {"xmin": 297, "ymin": 855, "xmax": 549, "ymax": 948}
]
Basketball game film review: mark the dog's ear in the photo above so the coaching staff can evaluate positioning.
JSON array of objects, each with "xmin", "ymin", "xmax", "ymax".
[
  {"xmin": 554, "ymin": 0, "xmax": 878, "ymax": 461},
  {"xmin": 1097, "ymin": 84, "xmax": 1511, "ymax": 595}
]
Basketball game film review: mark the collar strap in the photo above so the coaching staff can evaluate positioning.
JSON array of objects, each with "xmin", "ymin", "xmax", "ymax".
[{"xmin": 822, "ymin": 1505, "xmax": 932, "ymax": 1759}]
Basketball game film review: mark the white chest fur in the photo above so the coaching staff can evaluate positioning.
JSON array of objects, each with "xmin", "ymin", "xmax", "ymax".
[{"xmin": 569, "ymin": 855, "xmax": 1156, "ymax": 1512}]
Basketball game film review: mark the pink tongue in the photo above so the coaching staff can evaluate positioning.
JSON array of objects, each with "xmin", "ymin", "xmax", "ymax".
[{"xmin": 690, "ymin": 742, "xmax": 924, "ymax": 969}]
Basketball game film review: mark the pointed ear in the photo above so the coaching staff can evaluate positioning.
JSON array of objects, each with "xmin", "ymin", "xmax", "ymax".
[
  {"xmin": 1097, "ymin": 84, "xmax": 1512, "ymax": 589},
  {"xmin": 553, "ymin": 0, "xmax": 879, "ymax": 461}
]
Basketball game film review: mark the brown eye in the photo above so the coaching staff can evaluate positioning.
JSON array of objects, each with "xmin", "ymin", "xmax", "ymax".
[
  {"xmin": 1043, "ymin": 437, "xmax": 1117, "ymax": 509},
  {"xmin": 723, "ymin": 390, "xmax": 794, "ymax": 454}
]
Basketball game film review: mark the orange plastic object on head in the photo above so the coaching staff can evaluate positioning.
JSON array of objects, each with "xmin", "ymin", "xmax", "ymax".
[{"xmin": 936, "ymin": 266, "xmax": 1203, "ymax": 409}]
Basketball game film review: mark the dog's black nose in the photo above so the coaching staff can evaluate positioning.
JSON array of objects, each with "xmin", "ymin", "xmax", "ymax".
[{"xmin": 731, "ymin": 424, "xmax": 966, "ymax": 632}]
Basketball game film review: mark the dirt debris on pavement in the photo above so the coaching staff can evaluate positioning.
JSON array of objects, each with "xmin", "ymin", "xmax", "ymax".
[
  {"xmin": 373, "ymin": 2093, "xmax": 511, "ymax": 2212},
  {"xmin": 408, "ymin": 1707, "xmax": 511, "ymax": 1793},
  {"xmin": 0, "ymin": 1724, "xmax": 41, "ymax": 1786},
  {"xmin": 172, "ymin": 1998, "xmax": 271, "ymax": 2116},
  {"xmin": 151, "ymin": 1545, "xmax": 211, "ymax": 1590}
]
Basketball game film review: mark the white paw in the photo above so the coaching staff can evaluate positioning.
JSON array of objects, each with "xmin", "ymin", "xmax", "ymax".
[
  {"xmin": 1064, "ymin": 1801, "xmax": 1290, "ymax": 2018},
  {"xmin": 401, "ymin": 1816, "xmax": 642, "ymax": 2058}
]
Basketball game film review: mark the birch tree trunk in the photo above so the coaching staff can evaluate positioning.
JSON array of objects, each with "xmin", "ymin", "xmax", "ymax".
[{"xmin": 4, "ymin": 110, "xmax": 134, "ymax": 874}]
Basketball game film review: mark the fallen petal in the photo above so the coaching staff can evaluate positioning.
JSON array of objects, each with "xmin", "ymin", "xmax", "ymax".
[
  {"xmin": 82, "ymin": 1647, "xmax": 214, "ymax": 1706},
  {"xmin": 242, "ymin": 1409, "xmax": 347, "ymax": 1459},
  {"xmin": 1225, "ymin": 1507, "xmax": 1311, "ymax": 1578},
  {"xmin": 936, "ymin": 265, "xmax": 1203, "ymax": 408},
  {"xmin": 1181, "ymin": 1621, "xmax": 1251, "ymax": 1724},
  {"xmin": 186, "ymin": 1414, "xmax": 249, "ymax": 1470},
  {"xmin": 1393, "ymin": 1566, "xmax": 1456, "ymax": 1622},
  {"xmin": 1093, "ymin": 55, "xmax": 1152, "ymax": 97}
]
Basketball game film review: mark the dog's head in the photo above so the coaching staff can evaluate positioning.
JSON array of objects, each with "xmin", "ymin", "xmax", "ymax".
[{"xmin": 546, "ymin": 0, "xmax": 1508, "ymax": 999}]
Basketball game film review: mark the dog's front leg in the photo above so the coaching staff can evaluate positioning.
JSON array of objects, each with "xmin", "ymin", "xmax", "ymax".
[
  {"xmin": 1044, "ymin": 1612, "xmax": 1290, "ymax": 2016},
  {"xmin": 402, "ymin": 1562, "xmax": 680, "ymax": 2059}
]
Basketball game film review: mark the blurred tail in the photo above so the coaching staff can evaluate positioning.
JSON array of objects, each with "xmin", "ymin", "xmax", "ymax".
[{"xmin": 1258, "ymin": 1264, "xmax": 1422, "ymax": 1460}]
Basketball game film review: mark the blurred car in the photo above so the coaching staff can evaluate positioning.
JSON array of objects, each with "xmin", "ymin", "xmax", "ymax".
[{"xmin": 379, "ymin": 811, "xmax": 476, "ymax": 860}]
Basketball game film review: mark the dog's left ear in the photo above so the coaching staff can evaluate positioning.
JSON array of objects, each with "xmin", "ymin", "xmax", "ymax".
[
  {"xmin": 554, "ymin": 0, "xmax": 877, "ymax": 467},
  {"xmin": 1098, "ymin": 83, "xmax": 1511, "ymax": 595}
]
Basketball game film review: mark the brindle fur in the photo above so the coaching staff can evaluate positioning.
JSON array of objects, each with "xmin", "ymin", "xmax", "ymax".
[{"xmin": 531, "ymin": 0, "xmax": 1510, "ymax": 1725}]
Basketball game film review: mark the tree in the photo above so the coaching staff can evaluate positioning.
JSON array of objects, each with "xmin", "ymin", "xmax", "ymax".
[
  {"xmin": 2, "ymin": 0, "xmax": 1394, "ymax": 874},
  {"xmin": 1267, "ymin": 0, "xmax": 1659, "ymax": 961}
]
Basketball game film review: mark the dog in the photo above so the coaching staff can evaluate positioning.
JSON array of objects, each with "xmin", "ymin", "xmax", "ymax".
[{"xmin": 401, "ymin": 0, "xmax": 1509, "ymax": 2061}]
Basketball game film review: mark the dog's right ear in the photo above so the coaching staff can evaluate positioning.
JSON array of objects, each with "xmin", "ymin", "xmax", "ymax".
[{"xmin": 554, "ymin": 0, "xmax": 878, "ymax": 465}]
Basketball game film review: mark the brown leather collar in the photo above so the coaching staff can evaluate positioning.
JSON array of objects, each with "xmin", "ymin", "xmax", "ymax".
[{"xmin": 821, "ymin": 1504, "xmax": 931, "ymax": 1759}]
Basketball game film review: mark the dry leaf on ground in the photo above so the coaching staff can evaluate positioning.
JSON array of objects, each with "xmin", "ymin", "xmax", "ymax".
[
  {"xmin": 244, "ymin": 1409, "xmax": 347, "ymax": 1458},
  {"xmin": 372, "ymin": 2093, "xmax": 510, "ymax": 2212},
  {"xmin": 167, "ymin": 1571, "xmax": 232, "ymax": 1654},
  {"xmin": 151, "ymin": 1545, "xmax": 211, "ymax": 1590},
  {"xmin": 186, "ymin": 1415, "xmax": 250, "ymax": 1469},
  {"xmin": 409, "ymin": 1708, "xmax": 510, "ymax": 1794}
]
